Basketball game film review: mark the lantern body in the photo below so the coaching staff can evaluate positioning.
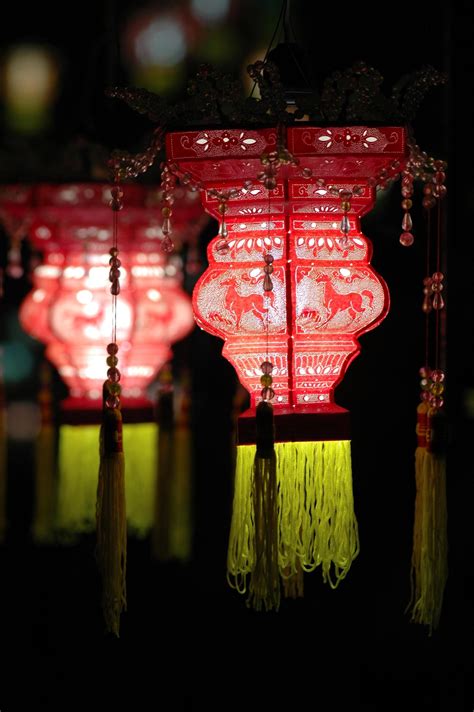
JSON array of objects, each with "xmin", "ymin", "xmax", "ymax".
[
  {"xmin": 17, "ymin": 183, "xmax": 198, "ymax": 403},
  {"xmin": 166, "ymin": 126, "xmax": 407, "ymax": 410}
]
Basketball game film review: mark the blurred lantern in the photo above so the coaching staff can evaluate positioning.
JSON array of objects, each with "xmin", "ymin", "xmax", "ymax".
[
  {"xmin": 166, "ymin": 124, "xmax": 408, "ymax": 609},
  {"xmin": 123, "ymin": 6, "xmax": 198, "ymax": 93},
  {"xmin": 0, "ymin": 347, "xmax": 6, "ymax": 542},
  {"xmin": 6, "ymin": 182, "xmax": 203, "ymax": 542},
  {"xmin": 2, "ymin": 44, "xmax": 59, "ymax": 134}
]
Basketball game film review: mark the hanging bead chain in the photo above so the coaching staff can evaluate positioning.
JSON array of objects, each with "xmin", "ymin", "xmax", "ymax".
[
  {"xmin": 339, "ymin": 188, "xmax": 354, "ymax": 247},
  {"xmin": 205, "ymin": 187, "xmax": 246, "ymax": 255},
  {"xmin": 260, "ymin": 360, "xmax": 275, "ymax": 403},
  {"xmin": 326, "ymin": 185, "xmax": 363, "ymax": 249},
  {"xmin": 263, "ymin": 252, "xmax": 274, "ymax": 293},
  {"xmin": 105, "ymin": 182, "xmax": 123, "ymax": 410},
  {"xmin": 400, "ymin": 170, "xmax": 414, "ymax": 246},
  {"xmin": 216, "ymin": 196, "xmax": 229, "ymax": 254},
  {"xmin": 0, "ymin": 210, "xmax": 31, "ymax": 279},
  {"xmin": 257, "ymin": 125, "xmax": 299, "ymax": 191},
  {"xmin": 418, "ymin": 366, "xmax": 445, "ymax": 412},
  {"xmin": 160, "ymin": 163, "xmax": 176, "ymax": 254},
  {"xmin": 110, "ymin": 127, "xmax": 164, "ymax": 181},
  {"xmin": 399, "ymin": 140, "xmax": 447, "ymax": 247}
]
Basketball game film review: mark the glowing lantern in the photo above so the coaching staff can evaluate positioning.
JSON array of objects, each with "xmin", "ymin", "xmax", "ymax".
[
  {"xmin": 166, "ymin": 125, "xmax": 407, "ymax": 609},
  {"xmin": 13, "ymin": 182, "xmax": 201, "ymax": 539},
  {"xmin": 19, "ymin": 183, "xmax": 197, "ymax": 403}
]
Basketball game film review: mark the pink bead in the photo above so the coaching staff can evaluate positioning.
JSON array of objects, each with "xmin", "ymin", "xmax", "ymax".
[
  {"xmin": 431, "ymin": 369, "xmax": 445, "ymax": 383},
  {"xmin": 161, "ymin": 236, "xmax": 174, "ymax": 253},
  {"xmin": 432, "ymin": 271, "xmax": 444, "ymax": 281},
  {"xmin": 422, "ymin": 297, "xmax": 432, "ymax": 313},
  {"xmin": 421, "ymin": 391, "xmax": 431, "ymax": 402},
  {"xmin": 110, "ymin": 281, "xmax": 120, "ymax": 296},
  {"xmin": 419, "ymin": 366, "xmax": 431, "ymax": 378},
  {"xmin": 261, "ymin": 387, "xmax": 275, "ymax": 401},
  {"xmin": 106, "ymin": 395, "xmax": 120, "ymax": 409},
  {"xmin": 432, "ymin": 293, "xmax": 444, "ymax": 310},
  {"xmin": 264, "ymin": 177, "xmax": 277, "ymax": 190},
  {"xmin": 107, "ymin": 343, "xmax": 118, "ymax": 355},
  {"xmin": 433, "ymin": 184, "xmax": 447, "ymax": 198},
  {"xmin": 263, "ymin": 275, "xmax": 273, "ymax": 291},
  {"xmin": 264, "ymin": 253, "xmax": 274, "ymax": 264},
  {"xmin": 402, "ymin": 212, "xmax": 413, "ymax": 231},
  {"xmin": 216, "ymin": 239, "xmax": 229, "ymax": 255},
  {"xmin": 422, "ymin": 196, "xmax": 436, "ymax": 209},
  {"xmin": 399, "ymin": 232, "xmax": 414, "ymax": 246},
  {"xmin": 261, "ymin": 361, "xmax": 273, "ymax": 374},
  {"xmin": 107, "ymin": 367, "xmax": 121, "ymax": 382}
]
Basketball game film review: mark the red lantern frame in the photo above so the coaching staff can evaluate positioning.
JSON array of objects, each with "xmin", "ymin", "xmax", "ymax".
[{"xmin": 166, "ymin": 126, "xmax": 407, "ymax": 431}]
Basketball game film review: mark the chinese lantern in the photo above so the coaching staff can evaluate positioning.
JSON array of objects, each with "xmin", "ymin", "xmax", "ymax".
[
  {"xmin": 166, "ymin": 124, "xmax": 408, "ymax": 609},
  {"xmin": 16, "ymin": 182, "xmax": 198, "ymax": 540}
]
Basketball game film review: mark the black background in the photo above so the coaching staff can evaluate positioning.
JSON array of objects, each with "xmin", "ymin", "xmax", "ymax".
[{"xmin": 0, "ymin": 1, "xmax": 472, "ymax": 709}]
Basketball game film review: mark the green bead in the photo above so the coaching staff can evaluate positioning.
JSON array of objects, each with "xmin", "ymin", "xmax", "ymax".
[
  {"xmin": 107, "ymin": 381, "xmax": 121, "ymax": 396},
  {"xmin": 260, "ymin": 374, "xmax": 273, "ymax": 387},
  {"xmin": 106, "ymin": 355, "xmax": 118, "ymax": 367},
  {"xmin": 430, "ymin": 382, "xmax": 445, "ymax": 396}
]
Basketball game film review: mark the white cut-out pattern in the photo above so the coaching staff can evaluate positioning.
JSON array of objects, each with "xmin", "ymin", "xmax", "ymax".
[
  {"xmin": 295, "ymin": 267, "xmax": 384, "ymax": 333},
  {"xmin": 192, "ymin": 130, "xmax": 264, "ymax": 156},
  {"xmin": 312, "ymin": 127, "xmax": 390, "ymax": 152},
  {"xmin": 197, "ymin": 270, "xmax": 286, "ymax": 334}
]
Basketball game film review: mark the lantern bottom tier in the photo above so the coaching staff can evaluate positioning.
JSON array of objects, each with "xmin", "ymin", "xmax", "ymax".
[{"xmin": 228, "ymin": 409, "xmax": 359, "ymax": 611}]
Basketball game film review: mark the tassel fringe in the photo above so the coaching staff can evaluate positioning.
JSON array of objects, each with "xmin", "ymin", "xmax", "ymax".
[
  {"xmin": 407, "ymin": 447, "xmax": 448, "ymax": 634},
  {"xmin": 247, "ymin": 452, "xmax": 280, "ymax": 612},
  {"xmin": 96, "ymin": 410, "xmax": 127, "ymax": 637},
  {"xmin": 32, "ymin": 423, "xmax": 56, "ymax": 543},
  {"xmin": 227, "ymin": 440, "xmax": 359, "ymax": 606}
]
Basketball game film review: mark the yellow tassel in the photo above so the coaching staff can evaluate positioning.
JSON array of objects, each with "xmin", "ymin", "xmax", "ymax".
[
  {"xmin": 96, "ymin": 406, "xmax": 127, "ymax": 637},
  {"xmin": 56, "ymin": 423, "xmax": 156, "ymax": 538},
  {"xmin": 282, "ymin": 560, "xmax": 304, "ymax": 599},
  {"xmin": 33, "ymin": 421, "xmax": 56, "ymax": 543},
  {"xmin": 169, "ymin": 420, "xmax": 192, "ymax": 561},
  {"xmin": 247, "ymin": 450, "xmax": 280, "ymax": 612},
  {"xmin": 32, "ymin": 364, "xmax": 56, "ymax": 543},
  {"xmin": 228, "ymin": 440, "xmax": 359, "ymax": 606},
  {"xmin": 407, "ymin": 446, "xmax": 448, "ymax": 634},
  {"xmin": 153, "ymin": 420, "xmax": 173, "ymax": 560},
  {"xmin": 152, "ymin": 371, "xmax": 193, "ymax": 562},
  {"xmin": 0, "ymin": 379, "xmax": 6, "ymax": 544}
]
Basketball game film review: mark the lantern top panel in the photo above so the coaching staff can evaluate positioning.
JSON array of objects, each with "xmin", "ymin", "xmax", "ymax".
[{"xmin": 166, "ymin": 126, "xmax": 407, "ymax": 185}]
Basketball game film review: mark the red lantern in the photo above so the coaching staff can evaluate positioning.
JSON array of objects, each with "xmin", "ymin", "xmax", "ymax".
[
  {"xmin": 4, "ymin": 183, "xmax": 202, "ymax": 549},
  {"xmin": 166, "ymin": 125, "xmax": 407, "ymax": 609},
  {"xmin": 18, "ymin": 183, "xmax": 198, "ymax": 407}
]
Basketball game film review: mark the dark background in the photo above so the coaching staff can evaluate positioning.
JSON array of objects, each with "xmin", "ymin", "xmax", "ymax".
[{"xmin": 0, "ymin": 1, "xmax": 471, "ymax": 709}]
